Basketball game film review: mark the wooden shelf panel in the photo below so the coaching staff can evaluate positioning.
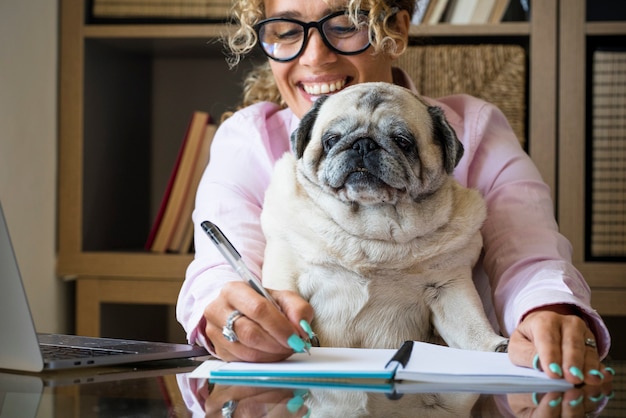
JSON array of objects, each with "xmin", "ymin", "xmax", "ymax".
[
  {"xmin": 586, "ymin": 21, "xmax": 626, "ymax": 35},
  {"xmin": 590, "ymin": 289, "xmax": 626, "ymax": 316},
  {"xmin": 409, "ymin": 22, "xmax": 530, "ymax": 37},
  {"xmin": 57, "ymin": 252, "xmax": 193, "ymax": 279},
  {"xmin": 579, "ymin": 264, "xmax": 626, "ymax": 288},
  {"xmin": 82, "ymin": 22, "xmax": 531, "ymax": 40},
  {"xmin": 83, "ymin": 23, "xmax": 230, "ymax": 38}
]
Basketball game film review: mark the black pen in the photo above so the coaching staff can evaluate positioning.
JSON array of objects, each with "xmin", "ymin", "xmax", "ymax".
[{"xmin": 200, "ymin": 221, "xmax": 313, "ymax": 353}]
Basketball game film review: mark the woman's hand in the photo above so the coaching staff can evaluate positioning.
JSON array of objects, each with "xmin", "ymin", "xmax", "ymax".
[
  {"xmin": 507, "ymin": 305, "xmax": 614, "ymax": 385},
  {"xmin": 202, "ymin": 281, "xmax": 314, "ymax": 362},
  {"xmin": 203, "ymin": 384, "xmax": 310, "ymax": 418},
  {"xmin": 507, "ymin": 381, "xmax": 614, "ymax": 417}
]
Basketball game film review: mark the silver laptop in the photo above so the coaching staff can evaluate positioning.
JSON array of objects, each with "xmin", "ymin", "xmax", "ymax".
[{"xmin": 0, "ymin": 201, "xmax": 207, "ymax": 372}]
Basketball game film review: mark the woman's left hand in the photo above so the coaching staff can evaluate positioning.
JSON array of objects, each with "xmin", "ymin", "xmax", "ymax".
[{"xmin": 507, "ymin": 304, "xmax": 614, "ymax": 385}]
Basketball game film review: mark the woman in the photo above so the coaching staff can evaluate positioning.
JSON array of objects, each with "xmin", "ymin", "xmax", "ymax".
[{"xmin": 177, "ymin": 0, "xmax": 613, "ymax": 387}]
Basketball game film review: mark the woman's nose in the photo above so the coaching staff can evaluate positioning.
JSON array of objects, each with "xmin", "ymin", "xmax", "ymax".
[{"xmin": 298, "ymin": 28, "xmax": 338, "ymax": 66}]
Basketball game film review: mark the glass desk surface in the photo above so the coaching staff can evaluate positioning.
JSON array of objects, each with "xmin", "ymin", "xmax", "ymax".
[{"xmin": 0, "ymin": 358, "xmax": 623, "ymax": 417}]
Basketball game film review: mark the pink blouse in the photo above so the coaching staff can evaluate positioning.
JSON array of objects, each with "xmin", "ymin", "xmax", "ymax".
[{"xmin": 177, "ymin": 70, "xmax": 610, "ymax": 358}]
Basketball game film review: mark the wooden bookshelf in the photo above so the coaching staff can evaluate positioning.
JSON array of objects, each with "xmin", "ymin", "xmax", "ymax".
[
  {"xmin": 558, "ymin": 0, "xmax": 626, "ymax": 315},
  {"xmin": 58, "ymin": 0, "xmax": 564, "ymax": 337}
]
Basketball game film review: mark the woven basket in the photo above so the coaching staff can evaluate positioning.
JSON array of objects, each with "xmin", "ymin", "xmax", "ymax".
[{"xmin": 396, "ymin": 44, "xmax": 527, "ymax": 146}]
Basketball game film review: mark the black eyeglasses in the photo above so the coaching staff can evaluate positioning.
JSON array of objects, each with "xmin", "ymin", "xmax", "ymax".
[{"xmin": 254, "ymin": 10, "xmax": 371, "ymax": 62}]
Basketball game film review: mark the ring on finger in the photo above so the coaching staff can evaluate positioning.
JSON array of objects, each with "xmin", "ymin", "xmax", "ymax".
[
  {"xmin": 222, "ymin": 400, "xmax": 238, "ymax": 418},
  {"xmin": 222, "ymin": 310, "xmax": 244, "ymax": 343},
  {"xmin": 584, "ymin": 337, "xmax": 597, "ymax": 349}
]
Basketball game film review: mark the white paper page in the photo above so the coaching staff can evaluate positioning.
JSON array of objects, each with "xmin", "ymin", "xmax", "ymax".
[
  {"xmin": 190, "ymin": 347, "xmax": 397, "ymax": 380},
  {"xmin": 397, "ymin": 342, "xmax": 572, "ymax": 388}
]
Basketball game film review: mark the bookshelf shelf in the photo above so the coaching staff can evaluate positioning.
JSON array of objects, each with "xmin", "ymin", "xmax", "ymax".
[
  {"xmin": 83, "ymin": 22, "xmax": 533, "ymax": 40},
  {"xmin": 408, "ymin": 22, "xmax": 530, "ymax": 37},
  {"xmin": 558, "ymin": 0, "xmax": 626, "ymax": 315},
  {"xmin": 58, "ymin": 252, "xmax": 192, "ymax": 279},
  {"xmin": 83, "ymin": 23, "xmax": 230, "ymax": 38},
  {"xmin": 586, "ymin": 21, "xmax": 626, "ymax": 35}
]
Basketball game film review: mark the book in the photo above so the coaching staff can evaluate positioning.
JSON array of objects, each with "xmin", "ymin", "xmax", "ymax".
[
  {"xmin": 470, "ymin": 0, "xmax": 497, "ymax": 23},
  {"xmin": 167, "ymin": 123, "xmax": 217, "ymax": 253},
  {"xmin": 488, "ymin": 0, "xmax": 511, "ymax": 23},
  {"xmin": 445, "ymin": 0, "xmax": 479, "ymax": 24},
  {"xmin": 148, "ymin": 111, "xmax": 210, "ymax": 253},
  {"xmin": 423, "ymin": 0, "xmax": 450, "ymax": 24},
  {"xmin": 190, "ymin": 341, "xmax": 572, "ymax": 392},
  {"xmin": 411, "ymin": 0, "xmax": 432, "ymax": 24},
  {"xmin": 144, "ymin": 119, "xmax": 189, "ymax": 251}
]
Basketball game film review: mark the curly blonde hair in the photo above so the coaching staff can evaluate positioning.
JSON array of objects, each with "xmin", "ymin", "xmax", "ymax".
[{"xmin": 222, "ymin": 0, "xmax": 416, "ymax": 117}]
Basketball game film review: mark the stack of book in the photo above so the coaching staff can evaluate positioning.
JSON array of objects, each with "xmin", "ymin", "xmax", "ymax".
[
  {"xmin": 91, "ymin": 0, "xmax": 232, "ymax": 20},
  {"xmin": 413, "ymin": 0, "xmax": 527, "ymax": 25},
  {"xmin": 146, "ymin": 111, "xmax": 217, "ymax": 254},
  {"xmin": 591, "ymin": 49, "xmax": 626, "ymax": 258}
]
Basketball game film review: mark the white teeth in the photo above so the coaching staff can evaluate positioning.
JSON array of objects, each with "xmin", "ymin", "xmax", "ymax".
[{"xmin": 303, "ymin": 80, "xmax": 346, "ymax": 95}]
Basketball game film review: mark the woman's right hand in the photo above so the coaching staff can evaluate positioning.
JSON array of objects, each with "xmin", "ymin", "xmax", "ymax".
[
  {"xmin": 203, "ymin": 281, "xmax": 314, "ymax": 362},
  {"xmin": 203, "ymin": 384, "xmax": 310, "ymax": 418}
]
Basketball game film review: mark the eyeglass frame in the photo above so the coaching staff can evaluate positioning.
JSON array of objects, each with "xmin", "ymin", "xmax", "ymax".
[{"xmin": 253, "ymin": 10, "xmax": 372, "ymax": 63}]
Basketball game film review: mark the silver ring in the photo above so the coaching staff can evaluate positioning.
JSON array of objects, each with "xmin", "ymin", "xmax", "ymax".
[
  {"xmin": 222, "ymin": 310, "xmax": 244, "ymax": 343},
  {"xmin": 221, "ymin": 400, "xmax": 238, "ymax": 418},
  {"xmin": 494, "ymin": 339, "xmax": 509, "ymax": 353},
  {"xmin": 584, "ymin": 337, "xmax": 597, "ymax": 349}
]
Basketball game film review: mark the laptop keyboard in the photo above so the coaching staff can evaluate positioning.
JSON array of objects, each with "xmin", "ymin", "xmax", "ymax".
[{"xmin": 40, "ymin": 343, "xmax": 134, "ymax": 360}]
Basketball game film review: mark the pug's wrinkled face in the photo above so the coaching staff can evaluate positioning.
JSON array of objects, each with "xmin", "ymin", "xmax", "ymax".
[{"xmin": 291, "ymin": 82, "xmax": 463, "ymax": 205}]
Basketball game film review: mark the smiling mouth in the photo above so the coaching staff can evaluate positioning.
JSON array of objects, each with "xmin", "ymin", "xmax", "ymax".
[{"xmin": 302, "ymin": 79, "xmax": 347, "ymax": 95}]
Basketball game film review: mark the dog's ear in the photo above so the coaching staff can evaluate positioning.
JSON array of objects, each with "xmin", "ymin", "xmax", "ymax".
[
  {"xmin": 290, "ymin": 95, "xmax": 330, "ymax": 159},
  {"xmin": 428, "ymin": 106, "xmax": 464, "ymax": 174}
]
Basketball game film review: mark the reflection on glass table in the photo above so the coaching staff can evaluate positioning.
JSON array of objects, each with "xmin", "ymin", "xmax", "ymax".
[
  {"xmin": 0, "ymin": 359, "xmax": 622, "ymax": 417},
  {"xmin": 178, "ymin": 361, "xmax": 622, "ymax": 418}
]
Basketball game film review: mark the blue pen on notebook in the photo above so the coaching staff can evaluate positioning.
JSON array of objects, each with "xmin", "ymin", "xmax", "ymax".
[{"xmin": 200, "ymin": 220, "xmax": 314, "ymax": 353}]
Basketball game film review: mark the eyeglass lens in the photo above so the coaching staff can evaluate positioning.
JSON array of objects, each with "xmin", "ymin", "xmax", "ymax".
[{"xmin": 257, "ymin": 12, "xmax": 370, "ymax": 61}]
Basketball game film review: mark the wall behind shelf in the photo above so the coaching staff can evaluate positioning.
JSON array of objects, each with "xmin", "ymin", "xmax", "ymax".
[
  {"xmin": 151, "ymin": 52, "xmax": 264, "ymax": 220},
  {"xmin": 0, "ymin": 1, "xmax": 70, "ymax": 333}
]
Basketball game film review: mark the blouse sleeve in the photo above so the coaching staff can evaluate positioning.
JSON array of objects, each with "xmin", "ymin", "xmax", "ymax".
[
  {"xmin": 432, "ymin": 94, "xmax": 611, "ymax": 359},
  {"xmin": 176, "ymin": 102, "xmax": 292, "ymax": 352}
]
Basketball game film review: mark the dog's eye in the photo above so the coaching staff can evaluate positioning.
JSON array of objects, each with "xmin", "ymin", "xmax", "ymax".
[
  {"xmin": 392, "ymin": 134, "xmax": 414, "ymax": 151},
  {"xmin": 322, "ymin": 133, "xmax": 341, "ymax": 151}
]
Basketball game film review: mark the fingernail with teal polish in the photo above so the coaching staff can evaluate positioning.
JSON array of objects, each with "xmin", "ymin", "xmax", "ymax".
[
  {"xmin": 299, "ymin": 319, "xmax": 315, "ymax": 340},
  {"xmin": 607, "ymin": 391, "xmax": 615, "ymax": 400},
  {"xmin": 532, "ymin": 393, "xmax": 540, "ymax": 406},
  {"xmin": 549, "ymin": 396, "xmax": 562, "ymax": 408},
  {"xmin": 293, "ymin": 389, "xmax": 309, "ymax": 398},
  {"xmin": 589, "ymin": 369, "xmax": 605, "ymax": 380},
  {"xmin": 569, "ymin": 395, "xmax": 584, "ymax": 407},
  {"xmin": 548, "ymin": 363, "xmax": 563, "ymax": 377},
  {"xmin": 605, "ymin": 366, "xmax": 616, "ymax": 376},
  {"xmin": 589, "ymin": 393, "xmax": 605, "ymax": 403},
  {"xmin": 287, "ymin": 394, "xmax": 305, "ymax": 413},
  {"xmin": 569, "ymin": 366, "xmax": 584, "ymax": 380},
  {"xmin": 288, "ymin": 334, "xmax": 307, "ymax": 353},
  {"xmin": 532, "ymin": 354, "xmax": 541, "ymax": 370}
]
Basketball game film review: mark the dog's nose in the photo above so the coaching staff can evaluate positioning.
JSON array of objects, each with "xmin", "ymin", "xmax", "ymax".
[{"xmin": 352, "ymin": 137, "xmax": 379, "ymax": 156}]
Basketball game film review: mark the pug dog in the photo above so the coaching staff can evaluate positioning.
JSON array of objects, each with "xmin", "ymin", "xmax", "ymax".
[{"xmin": 260, "ymin": 82, "xmax": 507, "ymax": 352}]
